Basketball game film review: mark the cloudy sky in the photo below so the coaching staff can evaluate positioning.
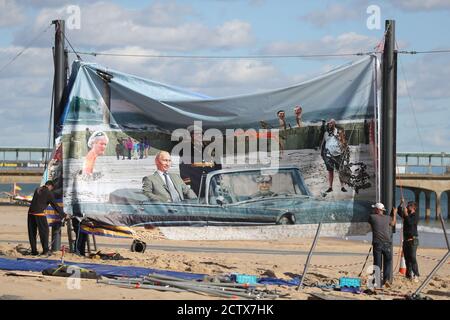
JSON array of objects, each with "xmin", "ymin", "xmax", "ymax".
[{"xmin": 0, "ymin": 0, "xmax": 449, "ymax": 152}]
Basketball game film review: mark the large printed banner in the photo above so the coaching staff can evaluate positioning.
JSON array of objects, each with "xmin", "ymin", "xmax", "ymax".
[{"xmin": 59, "ymin": 56, "xmax": 379, "ymax": 237}]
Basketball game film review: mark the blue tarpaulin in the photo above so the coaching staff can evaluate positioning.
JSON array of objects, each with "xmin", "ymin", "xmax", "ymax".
[
  {"xmin": 0, "ymin": 257, "xmax": 204, "ymax": 280},
  {"xmin": 0, "ymin": 257, "xmax": 299, "ymax": 286}
]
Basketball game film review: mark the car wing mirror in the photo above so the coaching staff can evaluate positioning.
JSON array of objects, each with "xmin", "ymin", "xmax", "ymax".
[{"xmin": 216, "ymin": 196, "xmax": 225, "ymax": 206}]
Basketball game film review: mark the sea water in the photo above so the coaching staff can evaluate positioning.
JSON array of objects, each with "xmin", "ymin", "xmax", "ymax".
[{"xmin": 0, "ymin": 183, "xmax": 39, "ymax": 197}]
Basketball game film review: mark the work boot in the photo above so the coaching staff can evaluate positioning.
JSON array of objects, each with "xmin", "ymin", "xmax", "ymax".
[{"xmin": 326, "ymin": 187, "xmax": 333, "ymax": 193}]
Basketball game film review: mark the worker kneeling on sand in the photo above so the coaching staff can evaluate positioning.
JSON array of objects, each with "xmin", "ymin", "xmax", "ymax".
[
  {"xmin": 368, "ymin": 202, "xmax": 397, "ymax": 287},
  {"xmin": 27, "ymin": 180, "xmax": 67, "ymax": 256}
]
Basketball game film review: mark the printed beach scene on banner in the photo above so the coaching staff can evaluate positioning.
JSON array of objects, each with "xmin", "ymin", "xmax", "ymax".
[{"xmin": 59, "ymin": 55, "xmax": 379, "ymax": 237}]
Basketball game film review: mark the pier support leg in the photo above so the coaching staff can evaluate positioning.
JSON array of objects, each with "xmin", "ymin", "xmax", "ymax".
[
  {"xmin": 447, "ymin": 191, "xmax": 450, "ymax": 220},
  {"xmin": 414, "ymin": 189, "xmax": 421, "ymax": 218},
  {"xmin": 425, "ymin": 191, "xmax": 431, "ymax": 220},
  {"xmin": 436, "ymin": 192, "xmax": 442, "ymax": 220}
]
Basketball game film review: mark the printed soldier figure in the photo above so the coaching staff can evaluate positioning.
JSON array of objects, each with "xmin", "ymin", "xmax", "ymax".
[{"xmin": 179, "ymin": 124, "xmax": 222, "ymax": 197}]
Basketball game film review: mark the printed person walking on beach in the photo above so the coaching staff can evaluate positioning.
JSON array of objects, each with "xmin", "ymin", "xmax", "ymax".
[
  {"xmin": 143, "ymin": 136, "xmax": 150, "ymax": 158},
  {"xmin": 368, "ymin": 202, "xmax": 396, "ymax": 287},
  {"xmin": 320, "ymin": 119, "xmax": 348, "ymax": 193},
  {"xmin": 125, "ymin": 137, "xmax": 133, "ymax": 160},
  {"xmin": 115, "ymin": 138, "xmax": 125, "ymax": 160}
]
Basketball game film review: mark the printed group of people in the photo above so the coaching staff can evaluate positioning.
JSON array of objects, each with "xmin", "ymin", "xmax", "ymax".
[
  {"xmin": 276, "ymin": 105, "xmax": 303, "ymax": 130},
  {"xmin": 115, "ymin": 136, "xmax": 150, "ymax": 160}
]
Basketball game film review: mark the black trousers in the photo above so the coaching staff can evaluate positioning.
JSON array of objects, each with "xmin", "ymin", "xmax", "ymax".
[
  {"xmin": 27, "ymin": 214, "xmax": 49, "ymax": 254},
  {"xmin": 72, "ymin": 218, "xmax": 87, "ymax": 256},
  {"xmin": 403, "ymin": 238, "xmax": 420, "ymax": 277}
]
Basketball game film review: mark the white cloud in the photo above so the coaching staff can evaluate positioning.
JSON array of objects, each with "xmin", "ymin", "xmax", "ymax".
[
  {"xmin": 300, "ymin": 4, "xmax": 360, "ymax": 27},
  {"xmin": 84, "ymin": 46, "xmax": 289, "ymax": 97},
  {"xmin": 0, "ymin": 45, "xmax": 53, "ymax": 79},
  {"xmin": 0, "ymin": 40, "xmax": 292, "ymax": 145},
  {"xmin": 422, "ymin": 127, "xmax": 450, "ymax": 149},
  {"xmin": 0, "ymin": 44, "xmax": 55, "ymax": 147},
  {"xmin": 399, "ymin": 54, "xmax": 450, "ymax": 100},
  {"xmin": 13, "ymin": 2, "xmax": 255, "ymax": 52},
  {"xmin": 0, "ymin": 0, "xmax": 26, "ymax": 27},
  {"xmin": 390, "ymin": 0, "xmax": 450, "ymax": 11},
  {"xmin": 23, "ymin": 0, "xmax": 77, "ymax": 8},
  {"xmin": 262, "ymin": 32, "xmax": 379, "ymax": 57}
]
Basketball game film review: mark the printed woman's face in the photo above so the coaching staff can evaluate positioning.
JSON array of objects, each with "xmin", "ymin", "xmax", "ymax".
[{"xmin": 93, "ymin": 137, "xmax": 108, "ymax": 155}]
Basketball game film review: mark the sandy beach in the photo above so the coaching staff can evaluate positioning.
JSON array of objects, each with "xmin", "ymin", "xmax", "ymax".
[{"xmin": 0, "ymin": 205, "xmax": 448, "ymax": 300}]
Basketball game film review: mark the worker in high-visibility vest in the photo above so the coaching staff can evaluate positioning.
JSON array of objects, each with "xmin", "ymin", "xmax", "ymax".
[{"xmin": 27, "ymin": 180, "xmax": 66, "ymax": 256}]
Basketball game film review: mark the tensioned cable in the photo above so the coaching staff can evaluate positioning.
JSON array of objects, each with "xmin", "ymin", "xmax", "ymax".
[
  {"xmin": 66, "ymin": 48, "xmax": 450, "ymax": 60},
  {"xmin": 68, "ymin": 50, "xmax": 379, "ymax": 59},
  {"xmin": 0, "ymin": 24, "xmax": 52, "ymax": 75},
  {"xmin": 398, "ymin": 49, "xmax": 450, "ymax": 55},
  {"xmin": 396, "ymin": 42, "xmax": 425, "ymax": 153},
  {"xmin": 61, "ymin": 32, "xmax": 82, "ymax": 61}
]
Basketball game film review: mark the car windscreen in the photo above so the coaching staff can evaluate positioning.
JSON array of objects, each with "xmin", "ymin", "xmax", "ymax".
[{"xmin": 208, "ymin": 169, "xmax": 307, "ymax": 204}]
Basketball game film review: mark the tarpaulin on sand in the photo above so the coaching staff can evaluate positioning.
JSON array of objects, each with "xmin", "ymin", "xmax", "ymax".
[
  {"xmin": 54, "ymin": 55, "xmax": 379, "ymax": 238},
  {"xmin": 0, "ymin": 257, "xmax": 204, "ymax": 280},
  {"xmin": 0, "ymin": 257, "xmax": 299, "ymax": 286}
]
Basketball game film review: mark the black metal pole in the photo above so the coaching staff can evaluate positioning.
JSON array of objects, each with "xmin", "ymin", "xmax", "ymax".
[
  {"xmin": 381, "ymin": 19, "xmax": 396, "ymax": 283},
  {"xmin": 411, "ymin": 205, "xmax": 449, "ymax": 298},
  {"xmin": 52, "ymin": 20, "xmax": 66, "ymax": 140},
  {"xmin": 381, "ymin": 20, "xmax": 396, "ymax": 211},
  {"xmin": 413, "ymin": 250, "xmax": 449, "ymax": 298},
  {"xmin": 51, "ymin": 19, "xmax": 66, "ymax": 252},
  {"xmin": 297, "ymin": 223, "xmax": 322, "ymax": 290}
]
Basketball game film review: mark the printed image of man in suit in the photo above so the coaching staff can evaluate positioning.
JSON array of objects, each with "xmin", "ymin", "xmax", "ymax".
[{"xmin": 142, "ymin": 151, "xmax": 197, "ymax": 202}]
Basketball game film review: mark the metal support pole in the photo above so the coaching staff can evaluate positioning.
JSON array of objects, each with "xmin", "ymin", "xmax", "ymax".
[
  {"xmin": 51, "ymin": 19, "xmax": 66, "ymax": 252},
  {"xmin": 412, "ymin": 212, "xmax": 449, "ymax": 298},
  {"xmin": 413, "ymin": 251, "xmax": 449, "ymax": 298},
  {"xmin": 52, "ymin": 20, "xmax": 66, "ymax": 139},
  {"xmin": 381, "ymin": 20, "xmax": 396, "ymax": 211},
  {"xmin": 381, "ymin": 19, "xmax": 396, "ymax": 283},
  {"xmin": 438, "ymin": 211, "xmax": 450, "ymax": 250},
  {"xmin": 297, "ymin": 223, "xmax": 322, "ymax": 290}
]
